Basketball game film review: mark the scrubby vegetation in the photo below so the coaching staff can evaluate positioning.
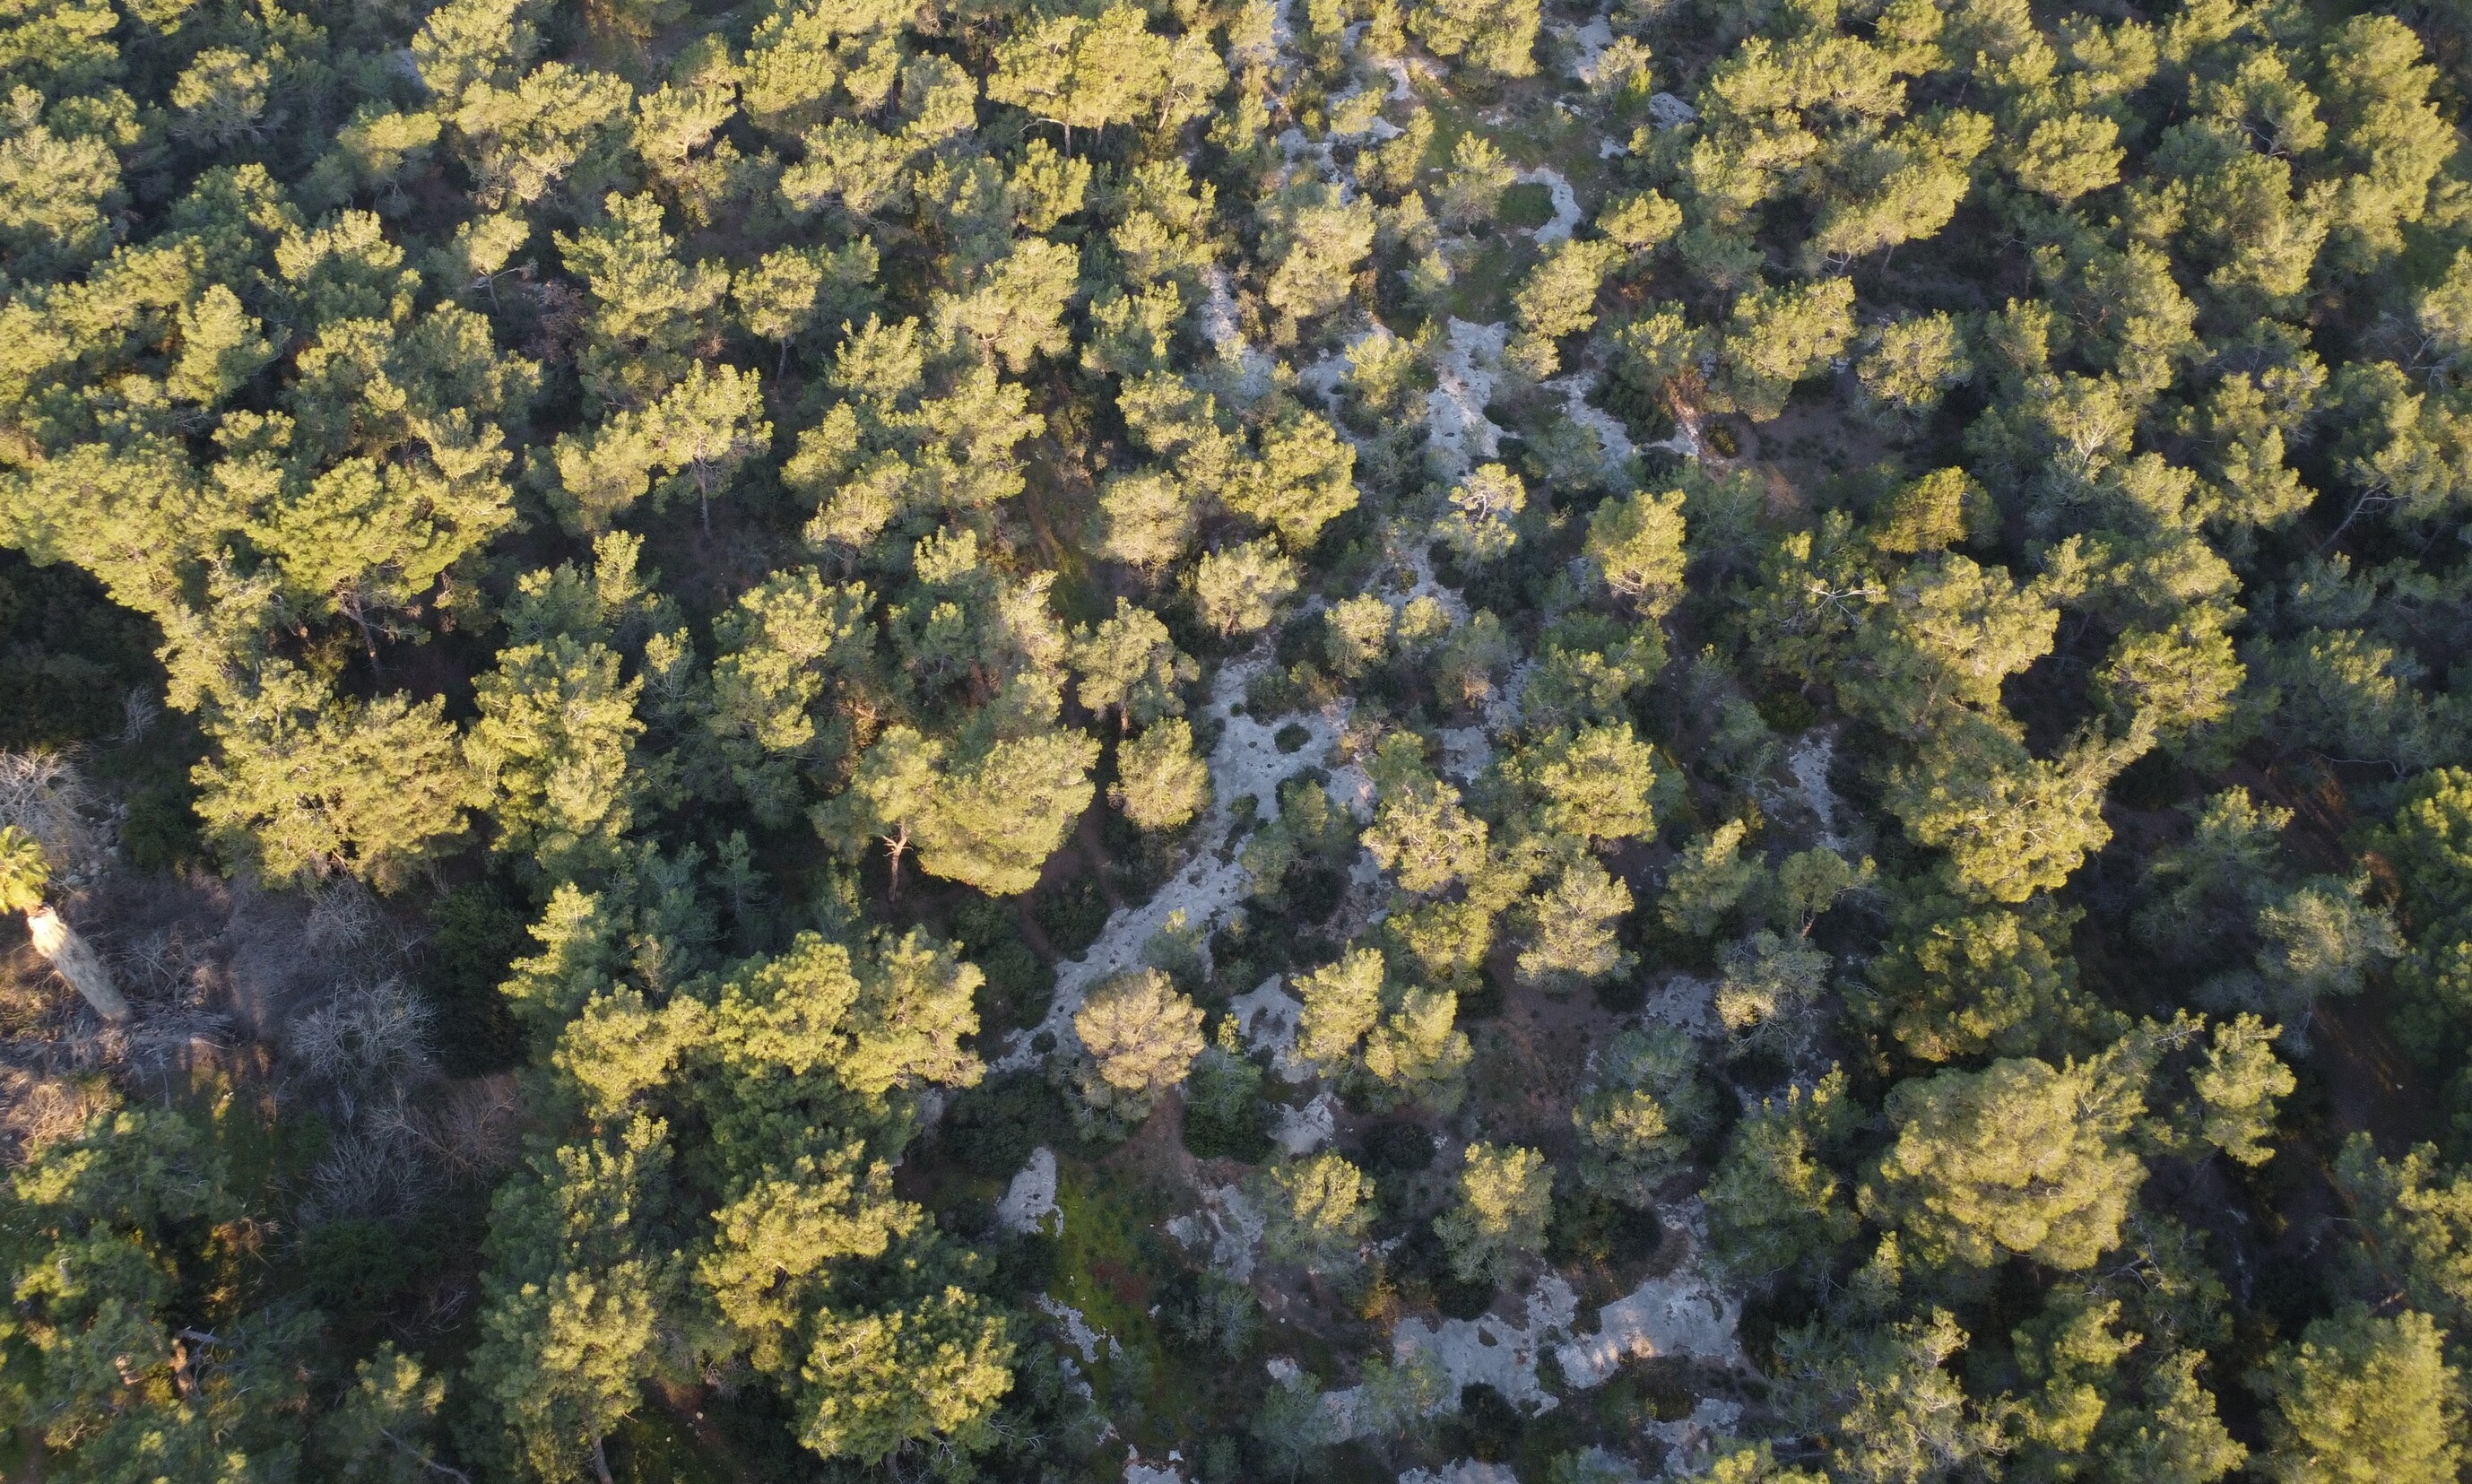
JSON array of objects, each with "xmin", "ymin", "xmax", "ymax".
[{"xmin": 6, "ymin": 0, "xmax": 2472, "ymax": 1477}]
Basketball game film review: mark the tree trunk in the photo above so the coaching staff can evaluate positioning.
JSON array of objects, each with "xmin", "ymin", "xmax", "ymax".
[
  {"xmin": 342, "ymin": 594, "xmax": 385, "ymax": 678},
  {"xmin": 590, "ymin": 1436, "xmax": 615, "ymax": 1484},
  {"xmin": 884, "ymin": 827, "xmax": 910, "ymax": 901},
  {"xmin": 25, "ymin": 905, "xmax": 129, "ymax": 1022}
]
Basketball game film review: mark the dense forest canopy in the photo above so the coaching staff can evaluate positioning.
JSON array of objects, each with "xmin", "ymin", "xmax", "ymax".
[{"xmin": 4, "ymin": 0, "xmax": 2472, "ymax": 1476}]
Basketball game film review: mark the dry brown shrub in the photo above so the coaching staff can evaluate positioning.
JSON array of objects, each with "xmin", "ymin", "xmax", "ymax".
[
  {"xmin": 0, "ymin": 1067, "xmax": 108, "ymax": 1162},
  {"xmin": 0, "ymin": 751, "xmax": 108, "ymax": 882},
  {"xmin": 419, "ymin": 1073, "xmax": 525, "ymax": 1180},
  {"xmin": 286, "ymin": 977, "xmax": 435, "ymax": 1095}
]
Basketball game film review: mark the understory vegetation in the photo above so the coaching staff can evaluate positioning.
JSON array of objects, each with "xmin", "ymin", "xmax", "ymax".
[{"xmin": 6, "ymin": 0, "xmax": 2472, "ymax": 1477}]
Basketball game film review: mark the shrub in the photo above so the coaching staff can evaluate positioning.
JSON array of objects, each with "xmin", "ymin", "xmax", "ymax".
[
  {"xmin": 1497, "ymin": 183, "xmax": 1555, "ymax": 230},
  {"xmin": 1036, "ymin": 876, "xmax": 1110, "ymax": 955},
  {"xmin": 423, "ymin": 882, "xmax": 526, "ymax": 1076},
  {"xmin": 1184, "ymin": 1045, "xmax": 1272, "ymax": 1161},
  {"xmin": 941, "ymin": 1069, "xmax": 1071, "ymax": 1177}
]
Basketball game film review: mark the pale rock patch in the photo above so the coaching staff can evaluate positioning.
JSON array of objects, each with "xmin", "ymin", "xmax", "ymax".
[
  {"xmin": 1780, "ymin": 725, "xmax": 1851, "ymax": 854},
  {"xmin": 1542, "ymin": 369, "xmax": 1638, "ymax": 472},
  {"xmin": 1328, "ymin": 762, "xmax": 1376, "ymax": 823},
  {"xmin": 1167, "ymin": 1183, "xmax": 1268, "ymax": 1281},
  {"xmin": 1267, "ymin": 0, "xmax": 1297, "ymax": 48},
  {"xmin": 1277, "ymin": 127, "xmax": 1349, "ymax": 197},
  {"xmin": 1651, "ymin": 426, "xmax": 1704, "ymax": 460},
  {"xmin": 1645, "ymin": 1396, "xmax": 1746, "ymax": 1461},
  {"xmin": 1517, "ymin": 167, "xmax": 1583, "ymax": 244},
  {"xmin": 1557, "ymin": 13, "xmax": 1617, "ymax": 84},
  {"xmin": 1395, "ymin": 530, "xmax": 1473, "ymax": 625},
  {"xmin": 1296, "ymin": 346, "xmax": 1353, "ymax": 418},
  {"xmin": 1554, "ymin": 1210, "xmax": 1745, "ymax": 1388},
  {"xmin": 1381, "ymin": 56, "xmax": 1435, "ymax": 100},
  {"xmin": 1574, "ymin": 1447, "xmax": 1652, "ymax": 1483},
  {"xmin": 1427, "ymin": 319, "xmax": 1508, "ymax": 480},
  {"xmin": 995, "ymin": 1146, "xmax": 1060, "ymax": 1236},
  {"xmin": 1200, "ymin": 263, "xmax": 1242, "ymax": 350},
  {"xmin": 1641, "ymin": 974, "xmax": 1722, "ymax": 1039},
  {"xmin": 1438, "ymin": 725, "xmax": 1493, "ymax": 781},
  {"xmin": 1481, "ymin": 658, "xmax": 1536, "ymax": 735},
  {"xmin": 996, "ymin": 655, "xmax": 1342, "ymax": 1072},
  {"xmin": 1400, "ymin": 1464, "xmax": 1522, "ymax": 1484},
  {"xmin": 1645, "ymin": 91, "xmax": 1698, "ymax": 128},
  {"xmin": 1038, "ymin": 1296, "xmax": 1122, "ymax": 1366},
  {"xmin": 1271, "ymin": 1088, "xmax": 1338, "ymax": 1155},
  {"xmin": 1200, "ymin": 265, "xmax": 1278, "ymax": 401},
  {"xmin": 1333, "ymin": 1276, "xmax": 1579, "ymax": 1426},
  {"xmin": 1230, "ymin": 974, "xmax": 1310, "ymax": 1080}
]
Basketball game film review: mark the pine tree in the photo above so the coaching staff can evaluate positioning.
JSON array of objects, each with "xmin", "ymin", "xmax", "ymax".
[
  {"xmin": 1862, "ymin": 1055, "xmax": 2147, "ymax": 1271},
  {"xmin": 2252, "ymin": 1306, "xmax": 2464, "ymax": 1484},
  {"xmin": 194, "ymin": 662, "xmax": 472, "ymax": 891},
  {"xmin": 1253, "ymin": 1151, "xmax": 1374, "ymax": 1273},
  {"xmin": 1070, "ymin": 968, "xmax": 1204, "ymax": 1126},
  {"xmin": 1435, "ymin": 1142, "xmax": 1552, "ymax": 1287},
  {"xmin": 1408, "ymin": 0, "xmax": 1540, "ymax": 77},
  {"xmin": 466, "ymin": 636, "xmax": 644, "ymax": 881},
  {"xmin": 987, "ymin": 4, "xmax": 1178, "ymax": 155},
  {"xmin": 1112, "ymin": 718, "xmax": 1210, "ymax": 831},
  {"xmin": 1296, "ymin": 948, "xmax": 1386, "ymax": 1075},
  {"xmin": 1189, "ymin": 540, "xmax": 1298, "ymax": 638},
  {"xmin": 1071, "ymin": 599, "xmax": 1194, "ymax": 731},
  {"xmin": 1584, "ymin": 489, "xmax": 1687, "ymax": 614}
]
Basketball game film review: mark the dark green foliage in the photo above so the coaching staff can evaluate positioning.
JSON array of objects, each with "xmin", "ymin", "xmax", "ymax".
[
  {"xmin": 954, "ymin": 892, "xmax": 1055, "ymax": 1035},
  {"xmin": 976, "ymin": 938, "xmax": 1054, "ymax": 1035},
  {"xmin": 1288, "ymin": 863, "xmax": 1348, "ymax": 924},
  {"xmin": 299, "ymin": 1218, "xmax": 412, "ymax": 1313},
  {"xmin": 1385, "ymin": 1221, "xmax": 1496, "ymax": 1319},
  {"xmin": 1358, "ymin": 1118, "xmax": 1437, "ymax": 1177},
  {"xmin": 1160, "ymin": 1270, "xmax": 1261, "ymax": 1358},
  {"xmin": 990, "ymin": 1228, "xmax": 1060, "ymax": 1298},
  {"xmin": 119, "ymin": 777, "xmax": 203, "ymax": 873},
  {"xmin": 0, "ymin": 552, "xmax": 156, "ymax": 749},
  {"xmin": 1496, "ymin": 183, "xmax": 1554, "ymax": 230},
  {"xmin": 1036, "ymin": 875, "xmax": 1110, "ymax": 956},
  {"xmin": 1182, "ymin": 1045, "xmax": 1271, "ymax": 1161},
  {"xmin": 423, "ymin": 881, "xmax": 526, "ymax": 1077},
  {"xmin": 1209, "ymin": 913, "xmax": 1275, "ymax": 994},
  {"xmin": 941, "ymin": 1068, "xmax": 1072, "ymax": 1178},
  {"xmin": 1451, "ymin": 1382, "xmax": 1526, "ymax": 1462},
  {"xmin": 1548, "ymin": 1182, "xmax": 1667, "ymax": 1270}
]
